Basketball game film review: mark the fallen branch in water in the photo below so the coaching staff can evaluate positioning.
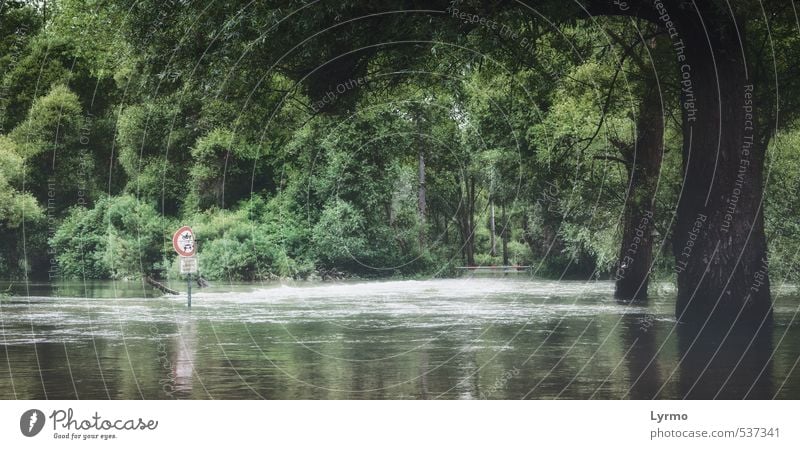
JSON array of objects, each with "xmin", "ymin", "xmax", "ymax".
[{"xmin": 144, "ymin": 276, "xmax": 179, "ymax": 295}]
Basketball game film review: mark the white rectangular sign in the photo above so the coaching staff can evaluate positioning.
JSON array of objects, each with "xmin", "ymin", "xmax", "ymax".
[{"xmin": 179, "ymin": 256, "xmax": 197, "ymax": 274}]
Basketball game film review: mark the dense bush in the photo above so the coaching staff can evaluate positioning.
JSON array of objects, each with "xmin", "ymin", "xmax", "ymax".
[
  {"xmin": 765, "ymin": 127, "xmax": 800, "ymax": 284},
  {"xmin": 0, "ymin": 135, "xmax": 41, "ymax": 229},
  {"xmin": 50, "ymin": 195, "xmax": 167, "ymax": 279},
  {"xmin": 310, "ymin": 199, "xmax": 368, "ymax": 271},
  {"xmin": 115, "ymin": 96, "xmax": 200, "ymax": 216},
  {"xmin": 50, "ymin": 199, "xmax": 111, "ymax": 279},
  {"xmin": 185, "ymin": 195, "xmax": 311, "ymax": 280}
]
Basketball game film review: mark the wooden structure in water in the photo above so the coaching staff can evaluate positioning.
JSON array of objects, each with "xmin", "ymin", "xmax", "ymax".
[
  {"xmin": 456, "ymin": 265, "xmax": 532, "ymax": 274},
  {"xmin": 144, "ymin": 275, "xmax": 210, "ymax": 296}
]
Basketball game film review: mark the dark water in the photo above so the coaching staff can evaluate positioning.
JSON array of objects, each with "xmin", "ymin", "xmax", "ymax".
[{"xmin": 0, "ymin": 279, "xmax": 798, "ymax": 399}]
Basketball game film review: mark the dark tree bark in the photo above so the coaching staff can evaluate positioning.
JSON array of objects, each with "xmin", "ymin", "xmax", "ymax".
[
  {"xmin": 614, "ymin": 72, "xmax": 663, "ymax": 302},
  {"xmin": 501, "ymin": 204, "xmax": 510, "ymax": 265},
  {"xmin": 460, "ymin": 175, "xmax": 477, "ymax": 266},
  {"xmin": 587, "ymin": 0, "xmax": 772, "ymax": 327},
  {"xmin": 418, "ymin": 147, "xmax": 427, "ymax": 250},
  {"xmin": 489, "ymin": 200, "xmax": 497, "ymax": 257},
  {"xmin": 668, "ymin": 6, "xmax": 772, "ymax": 328},
  {"xmin": 466, "ymin": 176, "xmax": 476, "ymax": 266}
]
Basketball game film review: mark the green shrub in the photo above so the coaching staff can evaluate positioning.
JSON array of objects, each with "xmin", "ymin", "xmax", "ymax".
[
  {"xmin": 184, "ymin": 196, "xmax": 310, "ymax": 280},
  {"xmin": 50, "ymin": 200, "xmax": 111, "ymax": 278},
  {"xmin": 311, "ymin": 199, "xmax": 369, "ymax": 271},
  {"xmin": 51, "ymin": 195, "xmax": 167, "ymax": 279}
]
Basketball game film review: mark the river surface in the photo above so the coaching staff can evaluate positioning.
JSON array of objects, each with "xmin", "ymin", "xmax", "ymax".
[{"xmin": 0, "ymin": 278, "xmax": 798, "ymax": 399}]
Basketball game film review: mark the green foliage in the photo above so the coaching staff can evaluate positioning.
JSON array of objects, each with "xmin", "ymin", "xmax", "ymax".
[
  {"xmin": 1, "ymin": 0, "xmax": 798, "ymax": 289},
  {"xmin": 187, "ymin": 196, "xmax": 310, "ymax": 280},
  {"xmin": 50, "ymin": 196, "xmax": 167, "ymax": 280},
  {"xmin": 11, "ymin": 84, "xmax": 82, "ymax": 157},
  {"xmin": 0, "ymin": 135, "xmax": 42, "ymax": 228},
  {"xmin": 8, "ymin": 84, "xmax": 96, "ymax": 217},
  {"xmin": 311, "ymin": 199, "xmax": 368, "ymax": 270},
  {"xmin": 116, "ymin": 95, "xmax": 200, "ymax": 215},
  {"xmin": 103, "ymin": 196, "xmax": 167, "ymax": 278},
  {"xmin": 189, "ymin": 128, "xmax": 272, "ymax": 211},
  {"xmin": 765, "ymin": 127, "xmax": 800, "ymax": 284},
  {"xmin": 50, "ymin": 201, "xmax": 111, "ymax": 279}
]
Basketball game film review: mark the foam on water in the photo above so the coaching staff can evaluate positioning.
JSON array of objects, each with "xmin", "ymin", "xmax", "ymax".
[
  {"xmin": 0, "ymin": 279, "xmax": 645, "ymax": 345},
  {"xmin": 190, "ymin": 278, "xmax": 615, "ymax": 303}
]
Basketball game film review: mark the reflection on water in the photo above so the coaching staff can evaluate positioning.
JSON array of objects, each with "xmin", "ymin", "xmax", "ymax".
[
  {"xmin": 617, "ymin": 312, "xmax": 664, "ymax": 399},
  {"xmin": 0, "ymin": 279, "xmax": 798, "ymax": 399},
  {"xmin": 677, "ymin": 325, "xmax": 774, "ymax": 399}
]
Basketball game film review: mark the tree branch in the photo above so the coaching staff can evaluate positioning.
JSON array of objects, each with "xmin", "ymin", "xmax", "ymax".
[{"xmin": 594, "ymin": 154, "xmax": 630, "ymax": 165}]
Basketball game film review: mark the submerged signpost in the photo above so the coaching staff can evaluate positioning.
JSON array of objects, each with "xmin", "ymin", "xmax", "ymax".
[{"xmin": 173, "ymin": 225, "xmax": 197, "ymax": 307}]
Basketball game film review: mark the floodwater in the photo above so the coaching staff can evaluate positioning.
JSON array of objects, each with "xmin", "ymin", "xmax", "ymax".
[{"xmin": 0, "ymin": 278, "xmax": 798, "ymax": 399}]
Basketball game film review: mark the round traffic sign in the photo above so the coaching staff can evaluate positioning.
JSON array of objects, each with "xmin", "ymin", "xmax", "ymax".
[{"xmin": 172, "ymin": 226, "xmax": 196, "ymax": 256}]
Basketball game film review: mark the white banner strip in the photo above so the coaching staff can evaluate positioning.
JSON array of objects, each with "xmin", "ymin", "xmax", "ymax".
[{"xmin": 1, "ymin": 400, "xmax": 797, "ymax": 448}]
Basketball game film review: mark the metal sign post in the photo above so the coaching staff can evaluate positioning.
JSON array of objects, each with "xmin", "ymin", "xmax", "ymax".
[
  {"xmin": 173, "ymin": 226, "xmax": 197, "ymax": 308},
  {"xmin": 179, "ymin": 255, "xmax": 198, "ymax": 307}
]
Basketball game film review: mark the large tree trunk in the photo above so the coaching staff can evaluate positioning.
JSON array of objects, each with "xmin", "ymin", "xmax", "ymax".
[
  {"xmin": 418, "ymin": 148, "xmax": 426, "ymax": 250},
  {"xmin": 461, "ymin": 175, "xmax": 477, "ymax": 266},
  {"xmin": 670, "ymin": 6, "xmax": 772, "ymax": 328},
  {"xmin": 466, "ymin": 176, "xmax": 476, "ymax": 266},
  {"xmin": 614, "ymin": 74, "xmax": 663, "ymax": 301},
  {"xmin": 489, "ymin": 200, "xmax": 496, "ymax": 257},
  {"xmin": 586, "ymin": 0, "xmax": 773, "ymax": 327},
  {"xmin": 501, "ymin": 204, "xmax": 509, "ymax": 265}
]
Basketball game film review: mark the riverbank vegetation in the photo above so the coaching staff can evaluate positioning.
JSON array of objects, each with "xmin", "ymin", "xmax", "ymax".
[{"xmin": 1, "ymin": 1, "xmax": 799, "ymax": 310}]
